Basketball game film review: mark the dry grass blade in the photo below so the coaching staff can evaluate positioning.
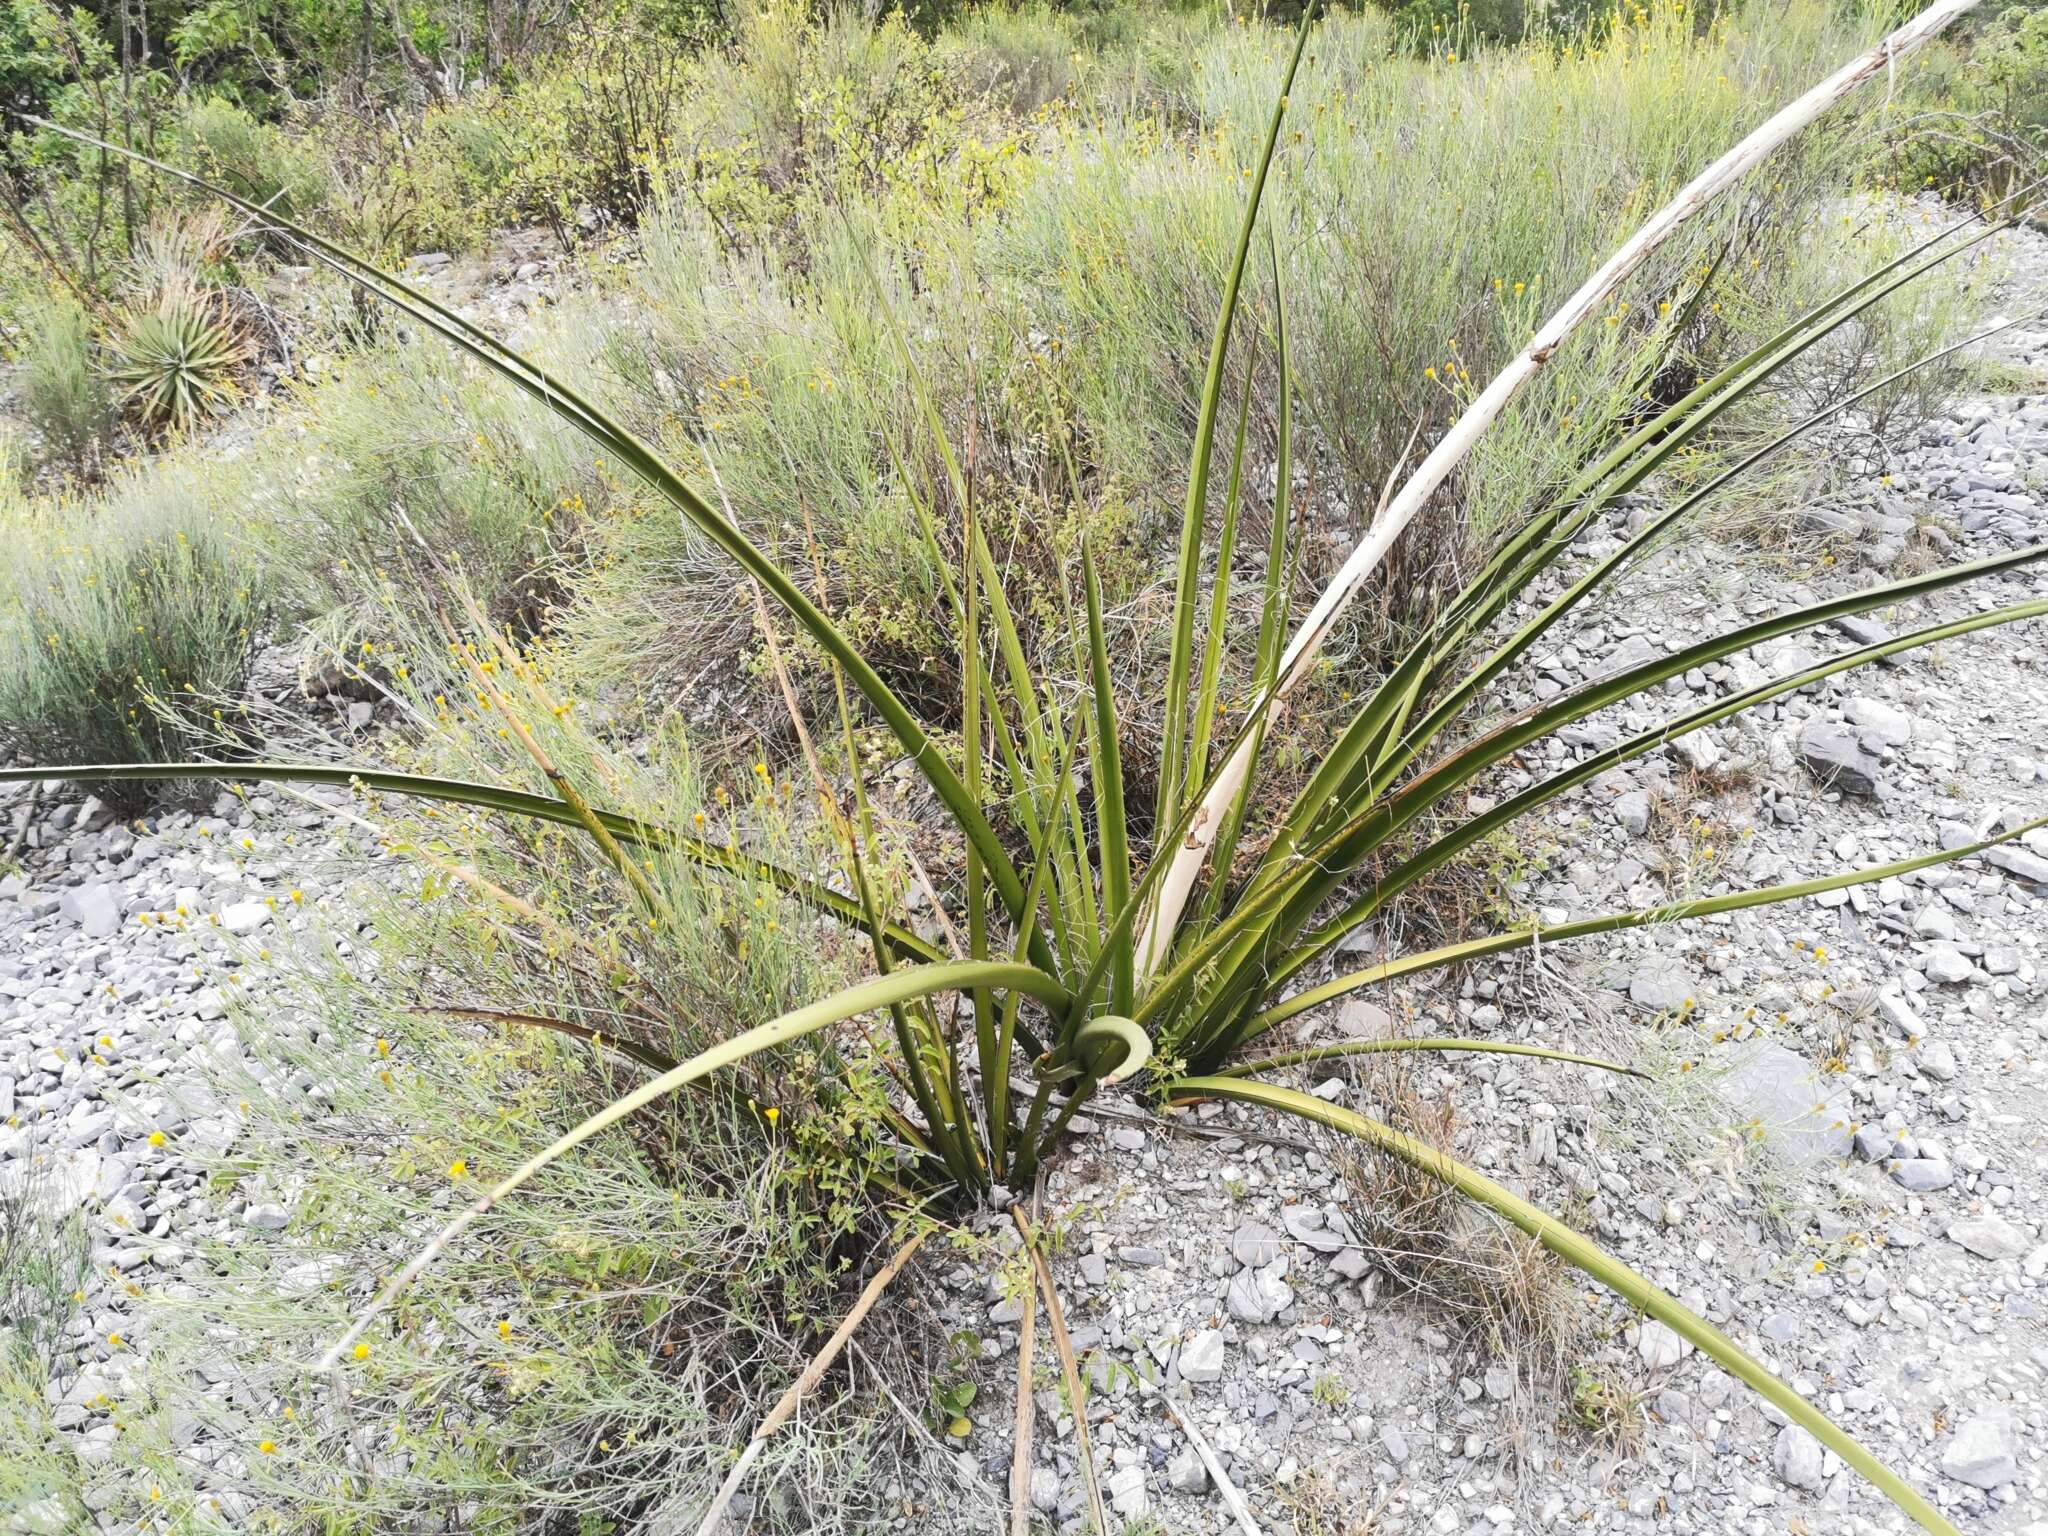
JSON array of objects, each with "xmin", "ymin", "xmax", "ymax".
[
  {"xmin": 1155, "ymin": 1391, "xmax": 1261, "ymax": 1536},
  {"xmin": 1009, "ymin": 1180, "xmax": 1043, "ymax": 1536},
  {"xmin": 690, "ymin": 1229, "xmax": 930, "ymax": 1536},
  {"xmin": 413, "ymin": 1006, "xmax": 680, "ymax": 1074},
  {"xmin": 1008, "ymin": 1270, "xmax": 1037, "ymax": 1536},
  {"xmin": 1014, "ymin": 1207, "xmax": 1106, "ymax": 1534}
]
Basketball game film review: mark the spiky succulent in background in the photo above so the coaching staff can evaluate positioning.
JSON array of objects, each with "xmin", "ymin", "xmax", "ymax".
[{"xmin": 106, "ymin": 288, "xmax": 248, "ymax": 429}]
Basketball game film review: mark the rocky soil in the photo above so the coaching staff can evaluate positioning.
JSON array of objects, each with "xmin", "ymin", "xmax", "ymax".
[{"xmin": 4, "ymin": 217, "xmax": 2047, "ymax": 1535}]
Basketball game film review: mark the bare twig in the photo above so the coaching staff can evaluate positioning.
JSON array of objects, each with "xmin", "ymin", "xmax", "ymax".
[
  {"xmin": 902, "ymin": 843, "xmax": 967, "ymax": 960},
  {"xmin": 690, "ymin": 1229, "xmax": 929, "ymax": 1536},
  {"xmin": 1010, "ymin": 1179, "xmax": 1042, "ymax": 1536},
  {"xmin": 1014, "ymin": 1205, "xmax": 1106, "ymax": 1534},
  {"xmin": 1154, "ymin": 1390, "xmax": 1261, "ymax": 1536},
  {"xmin": 4, "ymin": 781, "xmax": 41, "ymax": 862}
]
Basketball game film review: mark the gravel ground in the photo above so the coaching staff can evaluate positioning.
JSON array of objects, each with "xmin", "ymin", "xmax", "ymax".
[{"xmin": 3, "ymin": 216, "xmax": 2046, "ymax": 1534}]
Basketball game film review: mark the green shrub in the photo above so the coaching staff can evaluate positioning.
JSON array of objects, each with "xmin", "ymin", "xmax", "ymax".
[
  {"xmin": 939, "ymin": 2, "xmax": 1085, "ymax": 114},
  {"xmin": 100, "ymin": 698, "xmax": 923, "ymax": 1532},
  {"xmin": 303, "ymin": 97, "xmax": 519, "ymax": 260},
  {"xmin": 175, "ymin": 96, "xmax": 329, "ymax": 222},
  {"xmin": 19, "ymin": 295, "xmax": 108, "ymax": 477},
  {"xmin": 1877, "ymin": 5, "xmax": 2048, "ymax": 196},
  {"xmin": 497, "ymin": 10, "xmax": 696, "ymax": 241},
  {"xmin": 0, "ymin": 471, "xmax": 264, "ymax": 798}
]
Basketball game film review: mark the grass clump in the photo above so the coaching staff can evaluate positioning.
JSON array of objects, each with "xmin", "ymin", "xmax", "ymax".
[
  {"xmin": 18, "ymin": 296, "xmax": 110, "ymax": 480},
  {"xmin": 108, "ymin": 700, "xmax": 951, "ymax": 1533},
  {"xmin": 0, "ymin": 1149, "xmax": 95, "ymax": 1534},
  {"xmin": 1878, "ymin": 5, "xmax": 2048, "ymax": 199},
  {"xmin": 245, "ymin": 331, "xmax": 625, "ymax": 636},
  {"xmin": 1333, "ymin": 1057, "xmax": 1584, "ymax": 1386},
  {"xmin": 0, "ymin": 470, "xmax": 265, "ymax": 798}
]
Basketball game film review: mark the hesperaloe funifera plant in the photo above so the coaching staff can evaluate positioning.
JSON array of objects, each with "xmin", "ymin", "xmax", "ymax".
[{"xmin": 11, "ymin": 3, "xmax": 2041, "ymax": 1530}]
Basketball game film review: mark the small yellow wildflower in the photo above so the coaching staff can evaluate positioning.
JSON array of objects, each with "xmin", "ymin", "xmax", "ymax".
[
  {"xmin": 258, "ymin": 1440, "xmax": 276, "ymax": 1456},
  {"xmin": 353, "ymin": 1343, "xmax": 370, "ymax": 1361},
  {"xmin": 148, "ymin": 1130, "xmax": 167, "ymax": 1149},
  {"xmin": 448, "ymin": 1159, "xmax": 468, "ymax": 1180},
  {"xmin": 498, "ymin": 1319, "xmax": 513, "ymax": 1340}
]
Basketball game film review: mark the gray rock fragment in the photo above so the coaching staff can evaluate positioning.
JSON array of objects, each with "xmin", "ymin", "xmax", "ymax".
[
  {"xmin": 1774, "ymin": 1425, "xmax": 1826, "ymax": 1491},
  {"xmin": 1940, "ymin": 1417, "xmax": 2017, "ymax": 1490},
  {"xmin": 1715, "ymin": 1040, "xmax": 1850, "ymax": 1166},
  {"xmin": 1799, "ymin": 721, "xmax": 1883, "ymax": 796},
  {"xmin": 1180, "ymin": 1329, "xmax": 1226, "ymax": 1383},
  {"xmin": 1947, "ymin": 1216, "xmax": 2025, "ymax": 1262},
  {"xmin": 58, "ymin": 883, "xmax": 121, "ymax": 938}
]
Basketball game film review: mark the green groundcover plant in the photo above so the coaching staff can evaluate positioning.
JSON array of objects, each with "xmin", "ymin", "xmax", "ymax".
[{"xmin": 9, "ymin": 3, "xmax": 2043, "ymax": 1531}]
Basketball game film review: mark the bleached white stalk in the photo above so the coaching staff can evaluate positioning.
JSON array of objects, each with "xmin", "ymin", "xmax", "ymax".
[{"xmin": 1134, "ymin": 0, "xmax": 1979, "ymax": 975}]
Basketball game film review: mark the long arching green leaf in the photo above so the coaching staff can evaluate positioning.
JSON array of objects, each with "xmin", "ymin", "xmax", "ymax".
[
  {"xmin": 1187, "ymin": 351, "xmax": 1258, "ymax": 805},
  {"xmin": 1148, "ymin": 584, "xmax": 2048, "ymax": 1058},
  {"xmin": 1082, "ymin": 541, "xmax": 1134, "ymax": 1016},
  {"xmin": 1247, "ymin": 811, "xmax": 2048, "ymax": 1041},
  {"xmin": 0, "ymin": 762, "xmax": 943, "ymax": 964},
  {"xmin": 1229, "ymin": 544, "xmax": 2048, "ymax": 998},
  {"xmin": 1174, "ymin": 1077, "xmax": 1960, "ymax": 1536},
  {"xmin": 1191, "ymin": 229, "xmax": 1300, "ymax": 949},
  {"xmin": 1157, "ymin": 0, "xmax": 1317, "ymax": 849},
  {"xmin": 1289, "ymin": 592, "xmax": 2048, "ymax": 969},
  {"xmin": 1259, "ymin": 202, "xmax": 2020, "ymax": 888},
  {"xmin": 321, "ymin": 959, "xmax": 1070, "ymax": 1368},
  {"xmin": 1217, "ymin": 1037, "xmax": 1643, "ymax": 1079}
]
